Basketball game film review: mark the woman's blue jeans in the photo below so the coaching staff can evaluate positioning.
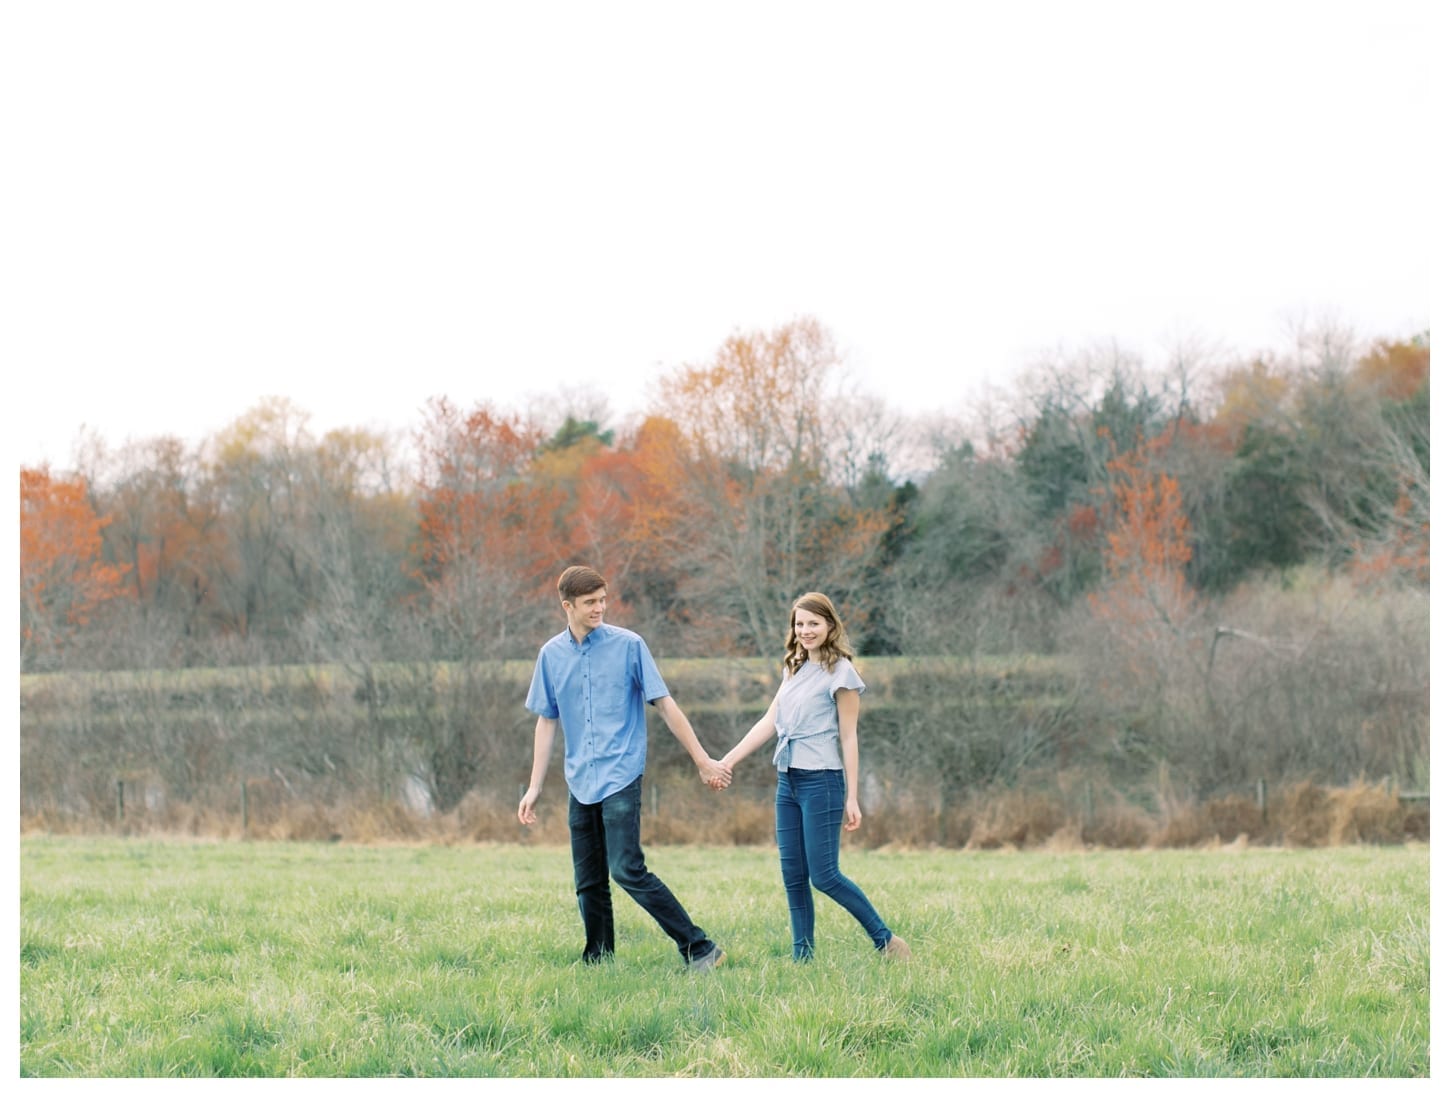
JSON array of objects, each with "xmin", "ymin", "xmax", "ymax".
[
  {"xmin": 776, "ymin": 767, "xmax": 891, "ymax": 960},
  {"xmin": 568, "ymin": 776, "xmax": 716, "ymax": 965}
]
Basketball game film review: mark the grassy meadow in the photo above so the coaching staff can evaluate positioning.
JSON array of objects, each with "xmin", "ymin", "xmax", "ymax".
[{"xmin": 19, "ymin": 836, "xmax": 1429, "ymax": 1077}]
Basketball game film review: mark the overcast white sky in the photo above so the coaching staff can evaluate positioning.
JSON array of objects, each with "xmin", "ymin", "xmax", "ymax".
[{"xmin": 6, "ymin": 0, "xmax": 1435, "ymax": 469}]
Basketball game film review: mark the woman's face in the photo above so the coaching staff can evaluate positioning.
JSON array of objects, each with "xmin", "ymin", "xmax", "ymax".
[{"xmin": 793, "ymin": 607, "xmax": 831, "ymax": 657}]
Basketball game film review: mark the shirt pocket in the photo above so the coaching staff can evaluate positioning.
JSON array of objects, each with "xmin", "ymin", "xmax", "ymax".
[{"xmin": 592, "ymin": 679, "xmax": 631, "ymax": 722}]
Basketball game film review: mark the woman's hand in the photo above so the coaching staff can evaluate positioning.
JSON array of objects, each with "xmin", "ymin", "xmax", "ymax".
[
  {"xmin": 844, "ymin": 795, "xmax": 862, "ymax": 831},
  {"xmin": 699, "ymin": 757, "xmax": 732, "ymax": 790}
]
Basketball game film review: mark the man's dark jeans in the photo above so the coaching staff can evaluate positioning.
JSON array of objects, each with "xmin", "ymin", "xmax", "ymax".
[{"xmin": 568, "ymin": 775, "xmax": 716, "ymax": 964}]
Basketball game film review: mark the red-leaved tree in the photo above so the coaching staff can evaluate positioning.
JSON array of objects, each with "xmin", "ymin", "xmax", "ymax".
[{"xmin": 20, "ymin": 466, "xmax": 131, "ymax": 668}]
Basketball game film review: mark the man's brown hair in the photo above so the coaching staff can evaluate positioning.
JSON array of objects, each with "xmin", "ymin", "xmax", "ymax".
[{"xmin": 558, "ymin": 565, "xmax": 608, "ymax": 603}]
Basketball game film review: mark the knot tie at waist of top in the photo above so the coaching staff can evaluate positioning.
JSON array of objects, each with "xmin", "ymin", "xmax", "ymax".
[{"xmin": 772, "ymin": 727, "xmax": 835, "ymax": 770}]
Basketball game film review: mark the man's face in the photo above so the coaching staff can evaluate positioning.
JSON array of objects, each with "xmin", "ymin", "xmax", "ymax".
[{"xmin": 563, "ymin": 587, "xmax": 607, "ymax": 638}]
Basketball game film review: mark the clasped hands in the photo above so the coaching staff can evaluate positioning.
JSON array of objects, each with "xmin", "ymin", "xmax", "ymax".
[{"xmin": 697, "ymin": 758, "xmax": 733, "ymax": 791}]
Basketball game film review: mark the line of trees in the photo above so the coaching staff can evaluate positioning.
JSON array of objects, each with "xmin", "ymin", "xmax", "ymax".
[{"xmin": 19, "ymin": 316, "xmax": 1430, "ymax": 814}]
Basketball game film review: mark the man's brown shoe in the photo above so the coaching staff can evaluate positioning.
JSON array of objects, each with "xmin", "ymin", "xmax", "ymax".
[{"xmin": 883, "ymin": 935, "xmax": 911, "ymax": 961}]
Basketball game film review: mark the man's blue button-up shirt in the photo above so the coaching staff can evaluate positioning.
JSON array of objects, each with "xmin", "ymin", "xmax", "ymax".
[{"xmin": 525, "ymin": 622, "xmax": 670, "ymax": 805}]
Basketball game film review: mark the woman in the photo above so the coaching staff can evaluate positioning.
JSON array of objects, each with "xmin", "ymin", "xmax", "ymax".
[{"xmin": 721, "ymin": 592, "xmax": 910, "ymax": 962}]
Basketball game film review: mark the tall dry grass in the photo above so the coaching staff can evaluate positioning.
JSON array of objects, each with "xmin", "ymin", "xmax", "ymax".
[{"xmin": 20, "ymin": 774, "xmax": 1426, "ymax": 850}]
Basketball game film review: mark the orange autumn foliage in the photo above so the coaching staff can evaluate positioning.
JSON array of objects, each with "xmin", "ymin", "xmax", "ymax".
[
  {"xmin": 654, "ymin": 317, "xmax": 836, "ymax": 473},
  {"xmin": 1088, "ymin": 442, "xmax": 1195, "ymax": 630},
  {"xmin": 609, "ymin": 415, "xmax": 692, "ymax": 552},
  {"xmin": 573, "ymin": 419, "xmax": 685, "ymax": 574},
  {"xmin": 1210, "ymin": 359, "xmax": 1292, "ymax": 448},
  {"xmin": 1349, "ymin": 487, "xmax": 1430, "ymax": 589},
  {"xmin": 413, "ymin": 398, "xmax": 551, "ymax": 575},
  {"xmin": 1353, "ymin": 336, "xmax": 1429, "ymax": 401},
  {"xmin": 19, "ymin": 466, "xmax": 131, "ymax": 652},
  {"xmin": 102, "ymin": 439, "xmax": 220, "ymax": 611}
]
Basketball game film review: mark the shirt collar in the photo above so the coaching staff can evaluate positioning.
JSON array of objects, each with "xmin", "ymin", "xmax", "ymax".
[{"xmin": 566, "ymin": 624, "xmax": 603, "ymax": 651}]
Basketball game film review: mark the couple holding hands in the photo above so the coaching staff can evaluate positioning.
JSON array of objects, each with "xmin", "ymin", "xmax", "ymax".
[{"xmin": 518, "ymin": 566, "xmax": 910, "ymax": 971}]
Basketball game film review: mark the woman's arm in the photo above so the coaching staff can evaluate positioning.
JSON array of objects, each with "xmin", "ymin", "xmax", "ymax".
[
  {"xmin": 722, "ymin": 698, "xmax": 780, "ymax": 770},
  {"xmin": 836, "ymin": 688, "xmax": 863, "ymax": 831}
]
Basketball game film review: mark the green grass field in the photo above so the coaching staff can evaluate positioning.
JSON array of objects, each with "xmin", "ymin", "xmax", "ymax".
[{"xmin": 19, "ymin": 836, "xmax": 1428, "ymax": 1077}]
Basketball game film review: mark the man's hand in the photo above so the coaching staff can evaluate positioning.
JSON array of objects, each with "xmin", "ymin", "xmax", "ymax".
[
  {"xmin": 698, "ymin": 758, "xmax": 732, "ymax": 790},
  {"xmin": 518, "ymin": 786, "xmax": 541, "ymax": 826}
]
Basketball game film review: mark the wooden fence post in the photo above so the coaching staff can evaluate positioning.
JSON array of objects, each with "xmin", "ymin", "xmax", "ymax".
[
  {"xmin": 1256, "ymin": 778, "xmax": 1268, "ymax": 824},
  {"xmin": 115, "ymin": 779, "xmax": 124, "ymax": 823},
  {"xmin": 241, "ymin": 780, "xmax": 249, "ymax": 835}
]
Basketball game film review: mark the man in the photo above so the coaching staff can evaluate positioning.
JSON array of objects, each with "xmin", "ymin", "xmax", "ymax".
[{"xmin": 519, "ymin": 565, "xmax": 728, "ymax": 971}]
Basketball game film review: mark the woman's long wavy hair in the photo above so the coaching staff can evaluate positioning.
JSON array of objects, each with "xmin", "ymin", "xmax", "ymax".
[{"xmin": 782, "ymin": 591, "xmax": 854, "ymax": 675}]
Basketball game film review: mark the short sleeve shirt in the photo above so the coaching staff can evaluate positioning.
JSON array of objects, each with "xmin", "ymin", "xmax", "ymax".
[
  {"xmin": 771, "ymin": 657, "xmax": 867, "ymax": 771},
  {"xmin": 524, "ymin": 622, "xmax": 670, "ymax": 804}
]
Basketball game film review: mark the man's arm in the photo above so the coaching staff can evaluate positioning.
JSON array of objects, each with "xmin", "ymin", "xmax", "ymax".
[
  {"xmin": 652, "ymin": 695, "xmax": 730, "ymax": 788},
  {"xmin": 517, "ymin": 715, "xmax": 558, "ymax": 825}
]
